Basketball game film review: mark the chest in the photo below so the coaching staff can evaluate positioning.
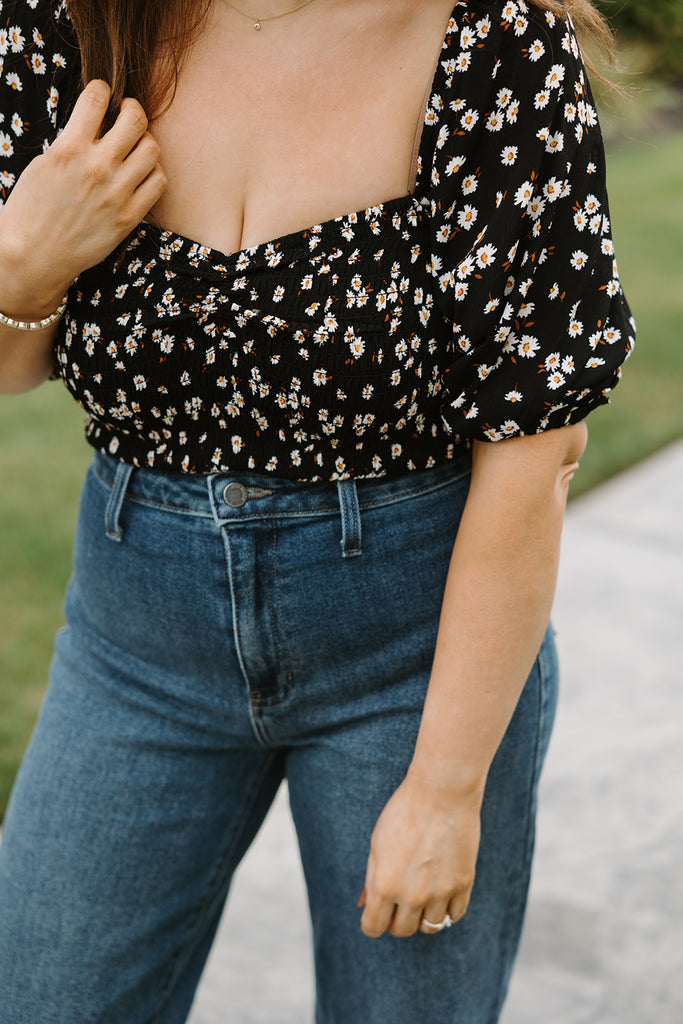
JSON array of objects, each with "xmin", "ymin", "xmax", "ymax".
[{"xmin": 147, "ymin": 0, "xmax": 455, "ymax": 255}]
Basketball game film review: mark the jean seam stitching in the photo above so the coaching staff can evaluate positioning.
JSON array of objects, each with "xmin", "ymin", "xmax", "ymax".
[
  {"xmin": 272, "ymin": 522, "xmax": 293, "ymax": 694},
  {"xmin": 106, "ymin": 463, "xmax": 134, "ymax": 541},
  {"xmin": 246, "ymin": 528, "xmax": 292, "ymax": 712},
  {"xmin": 94, "ymin": 465, "xmax": 214, "ymax": 518},
  {"xmin": 358, "ymin": 468, "xmax": 471, "ymax": 511},
  {"xmin": 251, "ymin": 523, "xmax": 288, "ymax": 711},
  {"xmin": 220, "ymin": 529, "xmax": 263, "ymax": 743},
  {"xmin": 217, "ymin": 508, "xmax": 339, "ymax": 523},
  {"xmin": 338, "ymin": 481, "xmax": 348, "ymax": 556},
  {"xmin": 351, "ymin": 482, "xmax": 361, "ymax": 555}
]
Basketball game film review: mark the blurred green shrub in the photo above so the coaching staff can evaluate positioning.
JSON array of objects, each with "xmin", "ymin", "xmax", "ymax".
[{"xmin": 594, "ymin": 0, "xmax": 683, "ymax": 82}]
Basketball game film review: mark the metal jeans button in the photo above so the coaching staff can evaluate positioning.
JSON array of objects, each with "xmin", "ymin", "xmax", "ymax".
[{"xmin": 223, "ymin": 481, "xmax": 248, "ymax": 507}]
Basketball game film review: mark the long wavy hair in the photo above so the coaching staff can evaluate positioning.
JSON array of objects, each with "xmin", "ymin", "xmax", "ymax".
[{"xmin": 66, "ymin": 0, "xmax": 615, "ymax": 130}]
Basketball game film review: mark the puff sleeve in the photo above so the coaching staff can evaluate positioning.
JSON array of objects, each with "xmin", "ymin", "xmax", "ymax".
[
  {"xmin": 423, "ymin": 0, "xmax": 635, "ymax": 442},
  {"xmin": 0, "ymin": 0, "xmax": 79, "ymax": 208}
]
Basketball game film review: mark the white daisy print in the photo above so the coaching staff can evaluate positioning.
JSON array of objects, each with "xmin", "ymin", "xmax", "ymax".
[
  {"xmin": 457, "ymin": 204, "xmax": 478, "ymax": 230},
  {"xmin": 527, "ymin": 39, "xmax": 545, "ymax": 61},
  {"xmin": 570, "ymin": 250, "xmax": 589, "ymax": 270},
  {"xmin": 518, "ymin": 336, "xmax": 540, "ymax": 358},
  {"xmin": 460, "ymin": 108, "xmax": 479, "ymax": 131},
  {"xmin": 476, "ymin": 244, "xmax": 497, "ymax": 268},
  {"xmin": 486, "ymin": 110, "xmax": 504, "ymax": 132}
]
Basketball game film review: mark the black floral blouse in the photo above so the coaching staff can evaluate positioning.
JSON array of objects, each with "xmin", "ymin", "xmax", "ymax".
[{"xmin": 1, "ymin": 0, "xmax": 635, "ymax": 481}]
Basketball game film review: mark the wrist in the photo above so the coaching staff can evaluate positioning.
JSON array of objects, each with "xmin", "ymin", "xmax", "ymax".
[
  {"xmin": 0, "ymin": 230, "xmax": 72, "ymax": 322},
  {"xmin": 405, "ymin": 758, "xmax": 488, "ymax": 806},
  {"xmin": 0, "ymin": 293, "xmax": 68, "ymax": 332},
  {"xmin": 0, "ymin": 283, "xmax": 69, "ymax": 325}
]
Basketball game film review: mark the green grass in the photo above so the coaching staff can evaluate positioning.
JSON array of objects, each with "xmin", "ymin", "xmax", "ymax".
[
  {"xmin": 0, "ymin": 386, "xmax": 91, "ymax": 815},
  {"xmin": 1, "ymin": 131, "xmax": 682, "ymax": 819}
]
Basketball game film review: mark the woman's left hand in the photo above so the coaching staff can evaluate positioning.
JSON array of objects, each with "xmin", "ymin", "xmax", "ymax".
[{"xmin": 358, "ymin": 770, "xmax": 484, "ymax": 938}]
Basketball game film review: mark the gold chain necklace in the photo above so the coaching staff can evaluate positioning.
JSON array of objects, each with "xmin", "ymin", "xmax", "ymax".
[{"xmin": 220, "ymin": 0, "xmax": 320, "ymax": 31}]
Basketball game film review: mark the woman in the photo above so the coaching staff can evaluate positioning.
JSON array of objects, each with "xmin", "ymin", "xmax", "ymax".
[{"xmin": 0, "ymin": 0, "xmax": 634, "ymax": 1021}]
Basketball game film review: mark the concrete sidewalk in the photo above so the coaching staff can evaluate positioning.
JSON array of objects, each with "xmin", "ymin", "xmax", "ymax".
[{"xmin": 189, "ymin": 440, "xmax": 683, "ymax": 1023}]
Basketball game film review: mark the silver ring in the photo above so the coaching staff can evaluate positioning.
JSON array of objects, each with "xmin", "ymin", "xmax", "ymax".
[{"xmin": 422, "ymin": 914, "xmax": 454, "ymax": 932}]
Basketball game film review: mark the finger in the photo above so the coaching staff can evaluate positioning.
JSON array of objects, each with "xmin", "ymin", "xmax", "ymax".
[
  {"xmin": 419, "ymin": 902, "xmax": 451, "ymax": 936},
  {"xmin": 61, "ymin": 80, "xmax": 111, "ymax": 144},
  {"xmin": 360, "ymin": 890, "xmax": 396, "ymax": 939},
  {"xmin": 100, "ymin": 97, "xmax": 150, "ymax": 162},
  {"xmin": 447, "ymin": 890, "xmax": 471, "ymax": 925},
  {"xmin": 120, "ymin": 132, "xmax": 163, "ymax": 190},
  {"xmin": 126, "ymin": 164, "xmax": 168, "ymax": 223},
  {"xmin": 388, "ymin": 903, "xmax": 422, "ymax": 938}
]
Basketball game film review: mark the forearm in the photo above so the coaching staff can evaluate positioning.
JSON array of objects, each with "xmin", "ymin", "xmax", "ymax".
[
  {"xmin": 409, "ymin": 423, "xmax": 587, "ymax": 799},
  {"xmin": 0, "ymin": 234, "xmax": 64, "ymax": 394}
]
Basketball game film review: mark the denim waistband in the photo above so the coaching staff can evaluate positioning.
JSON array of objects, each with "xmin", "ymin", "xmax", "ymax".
[{"xmin": 92, "ymin": 450, "xmax": 472, "ymax": 523}]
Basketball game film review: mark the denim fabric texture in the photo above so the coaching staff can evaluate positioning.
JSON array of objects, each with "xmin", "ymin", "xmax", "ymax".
[{"xmin": 0, "ymin": 451, "xmax": 558, "ymax": 1024}]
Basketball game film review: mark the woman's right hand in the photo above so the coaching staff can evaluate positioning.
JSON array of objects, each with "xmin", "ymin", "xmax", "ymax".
[{"xmin": 0, "ymin": 79, "xmax": 167, "ymax": 319}]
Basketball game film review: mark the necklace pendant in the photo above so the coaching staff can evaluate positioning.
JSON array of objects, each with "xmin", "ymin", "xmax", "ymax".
[{"xmin": 253, "ymin": 19, "xmax": 261, "ymax": 29}]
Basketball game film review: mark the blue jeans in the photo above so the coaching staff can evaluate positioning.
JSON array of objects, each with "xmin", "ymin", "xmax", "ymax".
[{"xmin": 0, "ymin": 451, "xmax": 558, "ymax": 1024}]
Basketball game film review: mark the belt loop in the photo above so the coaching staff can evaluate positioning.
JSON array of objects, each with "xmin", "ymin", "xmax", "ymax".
[
  {"xmin": 336, "ymin": 480, "xmax": 362, "ymax": 559},
  {"xmin": 105, "ymin": 461, "xmax": 134, "ymax": 542}
]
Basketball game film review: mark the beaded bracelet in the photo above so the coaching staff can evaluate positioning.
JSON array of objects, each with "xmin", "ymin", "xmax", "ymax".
[{"xmin": 0, "ymin": 293, "xmax": 69, "ymax": 331}]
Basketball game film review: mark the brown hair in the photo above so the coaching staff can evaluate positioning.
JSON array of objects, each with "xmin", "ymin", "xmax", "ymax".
[
  {"xmin": 66, "ymin": 0, "xmax": 615, "ymax": 128},
  {"xmin": 529, "ymin": 0, "xmax": 616, "ymax": 77},
  {"xmin": 66, "ymin": 0, "xmax": 214, "ymax": 131}
]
